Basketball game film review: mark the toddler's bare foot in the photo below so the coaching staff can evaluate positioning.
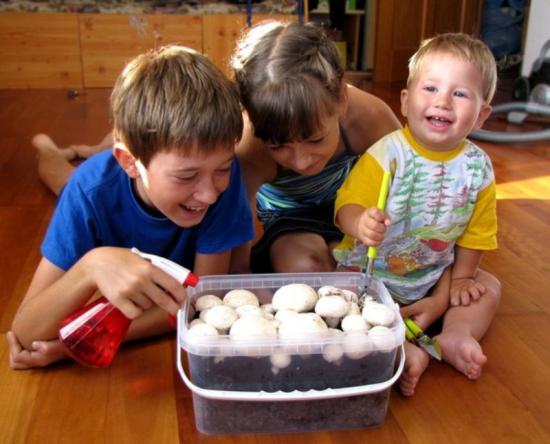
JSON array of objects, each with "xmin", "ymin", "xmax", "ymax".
[
  {"xmin": 399, "ymin": 341, "xmax": 430, "ymax": 397},
  {"xmin": 32, "ymin": 133, "xmax": 76, "ymax": 161},
  {"xmin": 437, "ymin": 332, "xmax": 487, "ymax": 380}
]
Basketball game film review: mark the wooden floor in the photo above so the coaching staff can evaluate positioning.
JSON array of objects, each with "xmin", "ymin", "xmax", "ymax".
[{"xmin": 0, "ymin": 84, "xmax": 549, "ymax": 443}]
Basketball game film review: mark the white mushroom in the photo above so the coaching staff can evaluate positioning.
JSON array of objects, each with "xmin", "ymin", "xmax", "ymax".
[
  {"xmin": 341, "ymin": 314, "xmax": 370, "ymax": 332},
  {"xmin": 235, "ymin": 304, "xmax": 264, "ymax": 318},
  {"xmin": 272, "ymin": 283, "xmax": 318, "ymax": 313},
  {"xmin": 361, "ymin": 301, "xmax": 396, "ymax": 327},
  {"xmin": 324, "ymin": 316, "xmax": 341, "ymax": 328},
  {"xmin": 343, "ymin": 332, "xmax": 372, "ymax": 360},
  {"xmin": 278, "ymin": 313, "xmax": 329, "ymax": 340},
  {"xmin": 223, "ymin": 289, "xmax": 260, "ymax": 308},
  {"xmin": 317, "ymin": 285, "xmax": 344, "ymax": 298},
  {"xmin": 270, "ymin": 350, "xmax": 292, "ymax": 374},
  {"xmin": 314, "ymin": 295, "xmax": 349, "ymax": 318},
  {"xmin": 203, "ymin": 304, "xmax": 239, "ymax": 330},
  {"xmin": 274, "ymin": 309, "xmax": 300, "ymax": 322},
  {"xmin": 368, "ymin": 325, "xmax": 396, "ymax": 351},
  {"xmin": 341, "ymin": 289, "xmax": 360, "ymax": 304},
  {"xmin": 189, "ymin": 318, "xmax": 205, "ymax": 328},
  {"xmin": 229, "ymin": 315, "xmax": 278, "ymax": 340},
  {"xmin": 260, "ymin": 303, "xmax": 275, "ymax": 314},
  {"xmin": 194, "ymin": 294, "xmax": 223, "ymax": 312},
  {"xmin": 188, "ymin": 322, "xmax": 219, "ymax": 339},
  {"xmin": 322, "ymin": 329, "xmax": 345, "ymax": 364},
  {"xmin": 347, "ymin": 302, "xmax": 361, "ymax": 315}
]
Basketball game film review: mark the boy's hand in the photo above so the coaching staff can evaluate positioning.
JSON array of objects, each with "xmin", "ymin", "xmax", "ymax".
[
  {"xmin": 450, "ymin": 277, "xmax": 486, "ymax": 306},
  {"xmin": 87, "ymin": 247, "xmax": 187, "ymax": 320},
  {"xmin": 355, "ymin": 207, "xmax": 390, "ymax": 246},
  {"xmin": 7, "ymin": 331, "xmax": 68, "ymax": 369}
]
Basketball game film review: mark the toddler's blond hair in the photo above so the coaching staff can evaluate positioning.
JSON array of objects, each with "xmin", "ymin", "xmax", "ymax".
[{"xmin": 408, "ymin": 33, "xmax": 497, "ymax": 104}]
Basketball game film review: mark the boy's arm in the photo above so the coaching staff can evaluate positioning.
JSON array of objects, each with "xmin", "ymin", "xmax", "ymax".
[
  {"xmin": 450, "ymin": 246, "xmax": 486, "ymax": 306},
  {"xmin": 11, "ymin": 247, "xmax": 187, "ymax": 350}
]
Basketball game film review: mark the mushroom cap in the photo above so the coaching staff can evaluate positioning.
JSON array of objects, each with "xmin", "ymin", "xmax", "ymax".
[
  {"xmin": 278, "ymin": 312, "xmax": 329, "ymax": 339},
  {"xmin": 341, "ymin": 314, "xmax": 370, "ymax": 332},
  {"xmin": 361, "ymin": 301, "xmax": 396, "ymax": 327},
  {"xmin": 343, "ymin": 332, "xmax": 372, "ymax": 359},
  {"xmin": 194, "ymin": 294, "xmax": 223, "ymax": 312},
  {"xmin": 188, "ymin": 322, "xmax": 219, "ymax": 339},
  {"xmin": 223, "ymin": 289, "xmax": 260, "ymax": 308},
  {"xmin": 272, "ymin": 283, "xmax": 319, "ymax": 312},
  {"xmin": 235, "ymin": 304, "xmax": 264, "ymax": 318},
  {"xmin": 274, "ymin": 309, "xmax": 300, "ymax": 322},
  {"xmin": 203, "ymin": 304, "xmax": 239, "ymax": 330},
  {"xmin": 317, "ymin": 285, "xmax": 344, "ymax": 298},
  {"xmin": 229, "ymin": 315, "xmax": 278, "ymax": 340},
  {"xmin": 368, "ymin": 325, "xmax": 397, "ymax": 351},
  {"xmin": 315, "ymin": 295, "xmax": 349, "ymax": 318}
]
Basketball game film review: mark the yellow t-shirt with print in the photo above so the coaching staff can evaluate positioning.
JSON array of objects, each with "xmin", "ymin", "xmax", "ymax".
[{"xmin": 333, "ymin": 127, "xmax": 497, "ymax": 303}]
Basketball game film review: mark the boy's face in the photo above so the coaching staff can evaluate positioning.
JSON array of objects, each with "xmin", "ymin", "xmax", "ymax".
[
  {"xmin": 133, "ymin": 147, "xmax": 234, "ymax": 227},
  {"xmin": 401, "ymin": 53, "xmax": 492, "ymax": 151}
]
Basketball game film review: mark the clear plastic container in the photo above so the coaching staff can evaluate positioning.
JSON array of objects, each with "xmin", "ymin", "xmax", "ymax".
[{"xmin": 177, "ymin": 272, "xmax": 405, "ymax": 434}]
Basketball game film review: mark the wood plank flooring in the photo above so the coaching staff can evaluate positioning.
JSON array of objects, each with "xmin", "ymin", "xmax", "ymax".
[{"xmin": 0, "ymin": 84, "xmax": 549, "ymax": 443}]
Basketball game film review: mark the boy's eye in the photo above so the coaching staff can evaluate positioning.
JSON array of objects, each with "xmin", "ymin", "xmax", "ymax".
[
  {"xmin": 423, "ymin": 85, "xmax": 437, "ymax": 93},
  {"xmin": 175, "ymin": 174, "xmax": 196, "ymax": 182},
  {"xmin": 454, "ymin": 90, "xmax": 468, "ymax": 98}
]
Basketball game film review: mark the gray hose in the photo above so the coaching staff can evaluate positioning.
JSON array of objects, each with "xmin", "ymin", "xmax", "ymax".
[{"xmin": 469, "ymin": 102, "xmax": 550, "ymax": 143}]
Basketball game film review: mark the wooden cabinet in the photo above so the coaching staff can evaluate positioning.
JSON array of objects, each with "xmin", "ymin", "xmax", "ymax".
[
  {"xmin": 79, "ymin": 14, "xmax": 202, "ymax": 87},
  {"xmin": 373, "ymin": 0, "xmax": 484, "ymax": 83},
  {"xmin": 0, "ymin": 12, "xmax": 297, "ymax": 89},
  {"xmin": 0, "ymin": 13, "xmax": 82, "ymax": 88}
]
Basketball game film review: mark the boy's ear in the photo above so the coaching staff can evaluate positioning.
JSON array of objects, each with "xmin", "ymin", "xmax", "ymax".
[
  {"xmin": 400, "ymin": 89, "xmax": 409, "ymax": 118},
  {"xmin": 112, "ymin": 143, "xmax": 140, "ymax": 179},
  {"xmin": 473, "ymin": 104, "xmax": 493, "ymax": 130}
]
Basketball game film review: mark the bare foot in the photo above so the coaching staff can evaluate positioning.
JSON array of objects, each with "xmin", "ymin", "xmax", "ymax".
[
  {"xmin": 32, "ymin": 133, "xmax": 76, "ymax": 161},
  {"xmin": 436, "ymin": 332, "xmax": 487, "ymax": 379},
  {"xmin": 399, "ymin": 341, "xmax": 430, "ymax": 397},
  {"xmin": 68, "ymin": 143, "xmax": 103, "ymax": 159}
]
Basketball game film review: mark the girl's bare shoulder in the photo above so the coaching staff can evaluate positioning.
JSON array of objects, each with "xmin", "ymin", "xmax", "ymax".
[{"xmin": 342, "ymin": 85, "xmax": 402, "ymax": 154}]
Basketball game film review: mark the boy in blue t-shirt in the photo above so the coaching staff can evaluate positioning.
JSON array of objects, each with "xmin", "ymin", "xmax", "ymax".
[{"xmin": 9, "ymin": 45, "xmax": 253, "ymax": 369}]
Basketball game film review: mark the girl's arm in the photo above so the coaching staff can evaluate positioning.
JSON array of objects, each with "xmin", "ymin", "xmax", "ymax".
[{"xmin": 230, "ymin": 116, "xmax": 277, "ymax": 273}]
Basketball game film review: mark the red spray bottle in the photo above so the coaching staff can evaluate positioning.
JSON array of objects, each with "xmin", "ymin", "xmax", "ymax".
[{"xmin": 58, "ymin": 248, "xmax": 198, "ymax": 368}]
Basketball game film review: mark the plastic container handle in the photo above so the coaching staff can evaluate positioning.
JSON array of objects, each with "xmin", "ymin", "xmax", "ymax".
[{"xmin": 176, "ymin": 312, "xmax": 405, "ymax": 402}]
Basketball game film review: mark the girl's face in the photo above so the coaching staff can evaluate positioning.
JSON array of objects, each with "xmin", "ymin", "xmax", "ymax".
[
  {"xmin": 401, "ymin": 53, "xmax": 491, "ymax": 151},
  {"xmin": 265, "ymin": 112, "xmax": 341, "ymax": 176},
  {"xmin": 134, "ymin": 147, "xmax": 234, "ymax": 227}
]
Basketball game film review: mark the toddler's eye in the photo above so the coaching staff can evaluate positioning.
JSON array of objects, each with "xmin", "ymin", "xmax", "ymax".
[
  {"xmin": 423, "ymin": 85, "xmax": 437, "ymax": 92},
  {"xmin": 454, "ymin": 90, "xmax": 468, "ymax": 98}
]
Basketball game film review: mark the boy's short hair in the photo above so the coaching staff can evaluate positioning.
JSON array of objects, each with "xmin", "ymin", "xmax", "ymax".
[
  {"xmin": 111, "ymin": 45, "xmax": 243, "ymax": 166},
  {"xmin": 231, "ymin": 21, "xmax": 344, "ymax": 145},
  {"xmin": 408, "ymin": 33, "xmax": 497, "ymax": 104}
]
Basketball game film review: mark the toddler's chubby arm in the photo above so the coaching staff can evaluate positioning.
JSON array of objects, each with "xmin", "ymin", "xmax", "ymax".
[
  {"xmin": 11, "ymin": 247, "xmax": 187, "ymax": 352},
  {"xmin": 335, "ymin": 204, "xmax": 391, "ymax": 247},
  {"xmin": 450, "ymin": 246, "xmax": 486, "ymax": 306},
  {"xmin": 400, "ymin": 267, "xmax": 451, "ymax": 331}
]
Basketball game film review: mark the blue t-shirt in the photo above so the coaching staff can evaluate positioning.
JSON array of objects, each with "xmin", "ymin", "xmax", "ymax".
[{"xmin": 41, "ymin": 150, "xmax": 254, "ymax": 271}]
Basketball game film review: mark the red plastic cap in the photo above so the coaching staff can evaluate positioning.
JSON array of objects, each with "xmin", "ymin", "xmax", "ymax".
[{"xmin": 184, "ymin": 271, "xmax": 199, "ymax": 287}]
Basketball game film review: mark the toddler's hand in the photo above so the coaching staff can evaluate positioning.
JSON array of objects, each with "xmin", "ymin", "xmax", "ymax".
[
  {"xmin": 450, "ymin": 277, "xmax": 486, "ymax": 306},
  {"xmin": 355, "ymin": 207, "xmax": 390, "ymax": 246}
]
